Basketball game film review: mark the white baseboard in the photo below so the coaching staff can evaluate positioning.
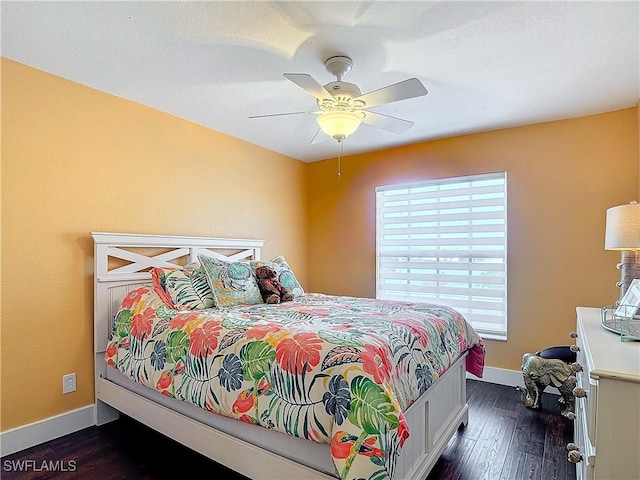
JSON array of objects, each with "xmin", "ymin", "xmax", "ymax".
[
  {"xmin": 0, "ymin": 405, "xmax": 94, "ymax": 458},
  {"xmin": 468, "ymin": 365, "xmax": 561, "ymax": 395},
  {"xmin": 468, "ymin": 365, "xmax": 522, "ymax": 386},
  {"xmin": 0, "ymin": 367, "xmax": 560, "ymax": 458}
]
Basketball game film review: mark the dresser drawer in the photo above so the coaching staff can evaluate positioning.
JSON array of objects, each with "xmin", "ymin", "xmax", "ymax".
[
  {"xmin": 575, "ymin": 329, "xmax": 598, "ymax": 447},
  {"xmin": 573, "ymin": 329, "xmax": 596, "ymax": 480},
  {"xmin": 573, "ymin": 385, "xmax": 595, "ymax": 480}
]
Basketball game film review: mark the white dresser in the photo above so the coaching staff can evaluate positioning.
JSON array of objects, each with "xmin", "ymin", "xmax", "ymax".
[{"xmin": 570, "ymin": 307, "xmax": 640, "ymax": 480}]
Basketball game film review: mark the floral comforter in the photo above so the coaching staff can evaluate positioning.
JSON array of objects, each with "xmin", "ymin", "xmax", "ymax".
[{"xmin": 105, "ymin": 287, "xmax": 484, "ymax": 480}]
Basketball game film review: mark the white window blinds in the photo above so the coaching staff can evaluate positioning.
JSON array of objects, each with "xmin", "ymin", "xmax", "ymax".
[{"xmin": 376, "ymin": 172, "xmax": 507, "ymax": 339}]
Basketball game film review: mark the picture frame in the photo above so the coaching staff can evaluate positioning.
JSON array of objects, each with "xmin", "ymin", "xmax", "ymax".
[{"xmin": 614, "ymin": 278, "xmax": 640, "ymax": 319}]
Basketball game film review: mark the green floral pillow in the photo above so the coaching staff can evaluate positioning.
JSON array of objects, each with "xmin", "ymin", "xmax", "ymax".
[
  {"xmin": 198, "ymin": 254, "xmax": 262, "ymax": 308},
  {"xmin": 150, "ymin": 265, "xmax": 215, "ymax": 310},
  {"xmin": 250, "ymin": 255, "xmax": 304, "ymax": 298}
]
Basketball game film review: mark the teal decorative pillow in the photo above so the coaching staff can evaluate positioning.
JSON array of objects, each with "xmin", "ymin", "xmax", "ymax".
[
  {"xmin": 150, "ymin": 265, "xmax": 215, "ymax": 310},
  {"xmin": 198, "ymin": 254, "xmax": 262, "ymax": 307},
  {"xmin": 251, "ymin": 255, "xmax": 304, "ymax": 298}
]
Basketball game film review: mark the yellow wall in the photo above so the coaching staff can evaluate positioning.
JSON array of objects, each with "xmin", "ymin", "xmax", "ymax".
[
  {"xmin": 306, "ymin": 108, "xmax": 639, "ymax": 371},
  {"xmin": 2, "ymin": 56, "xmax": 639, "ymax": 434},
  {"xmin": 0, "ymin": 59, "xmax": 308, "ymax": 430}
]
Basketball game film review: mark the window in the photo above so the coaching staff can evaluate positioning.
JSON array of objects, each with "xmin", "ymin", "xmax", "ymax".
[{"xmin": 376, "ymin": 172, "xmax": 507, "ymax": 339}]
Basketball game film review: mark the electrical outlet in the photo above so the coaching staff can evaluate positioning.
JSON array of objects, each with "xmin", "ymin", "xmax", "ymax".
[{"xmin": 62, "ymin": 373, "xmax": 76, "ymax": 394}]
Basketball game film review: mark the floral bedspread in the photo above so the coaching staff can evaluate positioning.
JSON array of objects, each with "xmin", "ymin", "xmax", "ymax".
[{"xmin": 105, "ymin": 287, "xmax": 484, "ymax": 480}]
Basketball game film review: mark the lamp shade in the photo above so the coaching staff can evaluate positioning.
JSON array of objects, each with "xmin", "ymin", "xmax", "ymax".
[
  {"xmin": 605, "ymin": 201, "xmax": 640, "ymax": 250},
  {"xmin": 317, "ymin": 111, "xmax": 362, "ymax": 141}
]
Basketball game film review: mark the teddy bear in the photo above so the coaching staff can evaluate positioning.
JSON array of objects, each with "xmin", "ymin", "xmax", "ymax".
[{"xmin": 255, "ymin": 265, "xmax": 294, "ymax": 304}]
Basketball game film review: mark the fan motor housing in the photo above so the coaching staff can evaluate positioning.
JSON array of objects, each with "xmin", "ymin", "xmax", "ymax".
[{"xmin": 323, "ymin": 81, "xmax": 361, "ymax": 102}]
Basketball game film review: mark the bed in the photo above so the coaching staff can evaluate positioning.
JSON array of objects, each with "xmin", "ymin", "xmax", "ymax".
[{"xmin": 93, "ymin": 232, "xmax": 484, "ymax": 480}]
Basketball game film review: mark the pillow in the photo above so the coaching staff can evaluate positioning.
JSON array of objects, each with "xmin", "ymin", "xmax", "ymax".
[
  {"xmin": 150, "ymin": 265, "xmax": 215, "ymax": 310},
  {"xmin": 198, "ymin": 254, "xmax": 262, "ymax": 307},
  {"xmin": 250, "ymin": 255, "xmax": 304, "ymax": 298}
]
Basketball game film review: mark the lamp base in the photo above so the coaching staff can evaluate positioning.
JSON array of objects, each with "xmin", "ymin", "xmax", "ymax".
[{"xmin": 615, "ymin": 250, "xmax": 640, "ymax": 303}]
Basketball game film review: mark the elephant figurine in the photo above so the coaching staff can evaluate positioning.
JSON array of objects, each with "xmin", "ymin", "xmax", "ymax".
[{"xmin": 516, "ymin": 348, "xmax": 579, "ymax": 419}]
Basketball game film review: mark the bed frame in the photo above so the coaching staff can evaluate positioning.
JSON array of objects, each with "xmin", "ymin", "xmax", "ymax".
[{"xmin": 93, "ymin": 232, "xmax": 469, "ymax": 479}]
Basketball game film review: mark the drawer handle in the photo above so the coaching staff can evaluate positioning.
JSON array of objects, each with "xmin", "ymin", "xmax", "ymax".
[
  {"xmin": 570, "ymin": 345, "xmax": 580, "ymax": 353},
  {"xmin": 569, "ymin": 331, "xmax": 578, "ymax": 339},
  {"xmin": 573, "ymin": 387, "xmax": 587, "ymax": 398},
  {"xmin": 568, "ymin": 450, "xmax": 583, "ymax": 463},
  {"xmin": 570, "ymin": 362, "xmax": 583, "ymax": 372}
]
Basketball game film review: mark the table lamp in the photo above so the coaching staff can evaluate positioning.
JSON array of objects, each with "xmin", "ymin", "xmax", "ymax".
[{"xmin": 605, "ymin": 201, "xmax": 640, "ymax": 302}]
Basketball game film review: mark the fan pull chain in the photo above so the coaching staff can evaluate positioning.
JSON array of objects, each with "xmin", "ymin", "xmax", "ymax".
[{"xmin": 337, "ymin": 139, "xmax": 343, "ymax": 177}]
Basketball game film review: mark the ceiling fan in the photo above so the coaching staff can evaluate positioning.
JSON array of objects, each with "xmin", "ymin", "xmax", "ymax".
[{"xmin": 250, "ymin": 55, "xmax": 429, "ymax": 145}]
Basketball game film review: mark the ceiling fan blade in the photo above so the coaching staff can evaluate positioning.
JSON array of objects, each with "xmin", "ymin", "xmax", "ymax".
[
  {"xmin": 355, "ymin": 78, "xmax": 428, "ymax": 108},
  {"xmin": 310, "ymin": 128, "xmax": 331, "ymax": 145},
  {"xmin": 361, "ymin": 110, "xmax": 414, "ymax": 135},
  {"xmin": 249, "ymin": 110, "xmax": 323, "ymax": 119},
  {"xmin": 249, "ymin": 111, "xmax": 310, "ymax": 119},
  {"xmin": 283, "ymin": 73, "xmax": 334, "ymax": 102}
]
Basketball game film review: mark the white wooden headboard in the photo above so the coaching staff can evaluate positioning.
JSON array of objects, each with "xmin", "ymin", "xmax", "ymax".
[{"xmin": 92, "ymin": 232, "xmax": 264, "ymax": 395}]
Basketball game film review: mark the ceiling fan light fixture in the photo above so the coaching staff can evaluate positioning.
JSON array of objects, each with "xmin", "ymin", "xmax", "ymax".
[{"xmin": 317, "ymin": 111, "xmax": 362, "ymax": 141}]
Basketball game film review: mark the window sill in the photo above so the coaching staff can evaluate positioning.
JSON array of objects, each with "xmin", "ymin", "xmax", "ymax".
[{"xmin": 477, "ymin": 332, "xmax": 507, "ymax": 342}]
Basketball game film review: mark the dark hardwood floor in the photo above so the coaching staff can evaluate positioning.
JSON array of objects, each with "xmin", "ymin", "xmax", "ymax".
[
  {"xmin": 426, "ymin": 380, "xmax": 576, "ymax": 480},
  {"xmin": 1, "ymin": 380, "xmax": 576, "ymax": 480}
]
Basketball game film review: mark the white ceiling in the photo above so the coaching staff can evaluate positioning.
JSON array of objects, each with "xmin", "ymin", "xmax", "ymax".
[{"xmin": 2, "ymin": 1, "xmax": 639, "ymax": 162}]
